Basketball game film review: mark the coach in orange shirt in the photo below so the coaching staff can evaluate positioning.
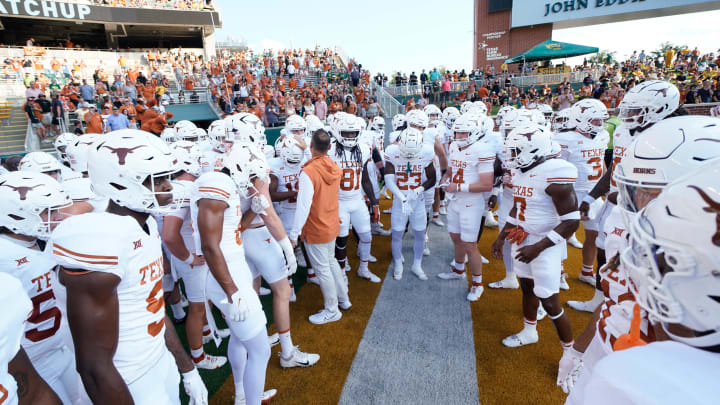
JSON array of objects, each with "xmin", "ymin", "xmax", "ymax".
[{"xmin": 288, "ymin": 129, "xmax": 348, "ymax": 325}]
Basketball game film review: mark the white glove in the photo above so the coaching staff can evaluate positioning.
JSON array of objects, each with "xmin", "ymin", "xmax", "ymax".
[
  {"xmin": 219, "ymin": 291, "xmax": 249, "ymax": 322},
  {"xmin": 251, "ymin": 194, "xmax": 270, "ymax": 215},
  {"xmin": 557, "ymin": 348, "xmax": 583, "ymax": 394},
  {"xmin": 182, "ymin": 368, "xmax": 208, "ymax": 405},
  {"xmin": 400, "ymin": 196, "xmax": 412, "ymax": 216},
  {"xmin": 408, "ymin": 186, "xmax": 424, "ymax": 201},
  {"xmin": 278, "ymin": 237, "xmax": 297, "ymax": 276}
]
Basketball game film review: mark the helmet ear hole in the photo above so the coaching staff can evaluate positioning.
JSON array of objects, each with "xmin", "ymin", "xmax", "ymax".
[{"xmin": 110, "ymin": 182, "xmax": 127, "ymax": 191}]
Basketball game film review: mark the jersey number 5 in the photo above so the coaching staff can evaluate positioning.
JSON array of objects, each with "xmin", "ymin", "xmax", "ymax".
[
  {"xmin": 25, "ymin": 290, "xmax": 61, "ymax": 342},
  {"xmin": 145, "ymin": 280, "xmax": 165, "ymax": 337}
]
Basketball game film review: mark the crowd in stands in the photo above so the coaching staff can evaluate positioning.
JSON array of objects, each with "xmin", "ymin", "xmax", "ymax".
[
  {"xmin": 8, "ymin": 45, "xmax": 381, "ymax": 143},
  {"xmin": 90, "ymin": 0, "xmax": 214, "ymax": 10},
  {"xmin": 394, "ymin": 45, "xmax": 720, "ymax": 111}
]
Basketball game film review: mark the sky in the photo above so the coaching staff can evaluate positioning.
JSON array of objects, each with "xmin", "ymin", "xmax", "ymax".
[{"xmin": 213, "ymin": 0, "xmax": 720, "ymax": 75}]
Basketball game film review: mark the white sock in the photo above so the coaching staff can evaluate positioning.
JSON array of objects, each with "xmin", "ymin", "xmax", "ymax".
[
  {"xmin": 562, "ymin": 340, "xmax": 574, "ymax": 351},
  {"xmin": 170, "ymin": 302, "xmax": 185, "ymax": 319},
  {"xmin": 279, "ymin": 329, "xmax": 293, "ymax": 358},
  {"xmin": 190, "ymin": 346, "xmax": 205, "ymax": 363},
  {"xmin": 581, "ymin": 264, "xmax": 594, "ymax": 276},
  {"xmin": 472, "ymin": 275, "xmax": 483, "ymax": 287},
  {"xmin": 454, "ymin": 261, "xmax": 465, "ymax": 273},
  {"xmin": 523, "ymin": 317, "xmax": 537, "ymax": 333}
]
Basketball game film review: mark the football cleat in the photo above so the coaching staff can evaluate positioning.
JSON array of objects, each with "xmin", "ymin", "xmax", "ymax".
[
  {"xmin": 537, "ymin": 305, "xmax": 547, "ymax": 321},
  {"xmin": 578, "ymin": 273, "xmax": 595, "ymax": 286},
  {"xmin": 467, "ymin": 285, "xmax": 484, "ymax": 301},
  {"xmin": 194, "ymin": 354, "xmax": 227, "ymax": 370},
  {"xmin": 279, "ymin": 346, "xmax": 320, "ymax": 368},
  {"xmin": 560, "ymin": 274, "xmax": 570, "ymax": 291},
  {"xmin": 484, "ymin": 212, "xmax": 499, "ymax": 228},
  {"xmin": 268, "ymin": 333, "xmax": 279, "ymax": 347},
  {"xmin": 358, "ymin": 268, "xmax": 381, "ymax": 283},
  {"xmin": 339, "ymin": 300, "xmax": 352, "ymax": 310},
  {"xmin": 481, "ymin": 255, "xmax": 489, "ymax": 264},
  {"xmin": 568, "ymin": 233, "xmax": 583, "ymax": 249},
  {"xmin": 437, "ymin": 268, "xmax": 465, "ymax": 280},
  {"xmin": 439, "ymin": 205, "xmax": 447, "ymax": 216},
  {"xmin": 307, "ymin": 271, "xmax": 320, "ymax": 285},
  {"xmin": 290, "ymin": 288, "xmax": 296, "ymax": 303},
  {"xmin": 431, "ymin": 216, "xmax": 445, "ymax": 227},
  {"xmin": 411, "ymin": 264, "xmax": 428, "ymax": 281},
  {"xmin": 235, "ymin": 389, "xmax": 278, "ymax": 405},
  {"xmin": 259, "ymin": 287, "xmax": 272, "ymax": 296},
  {"xmin": 392, "ymin": 260, "xmax": 403, "ymax": 280},
  {"xmin": 502, "ymin": 329, "xmax": 539, "ymax": 347},
  {"xmin": 567, "ymin": 296, "xmax": 604, "ymax": 313},
  {"xmin": 371, "ymin": 222, "xmax": 392, "ymax": 236},
  {"xmin": 308, "ymin": 309, "xmax": 342, "ymax": 325},
  {"xmin": 488, "ymin": 276, "xmax": 520, "ymax": 289}
]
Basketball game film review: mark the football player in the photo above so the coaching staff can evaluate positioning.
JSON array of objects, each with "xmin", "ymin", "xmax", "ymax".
[
  {"xmin": 0, "ymin": 272, "xmax": 64, "ymax": 405},
  {"xmin": 491, "ymin": 125, "xmax": 578, "ymax": 382},
  {"xmin": 581, "ymin": 162, "xmax": 720, "ymax": 403},
  {"xmin": 554, "ymin": 100, "xmax": 609, "ymax": 303},
  {"xmin": 161, "ymin": 141, "xmax": 228, "ymax": 370},
  {"xmin": 50, "ymin": 130, "xmax": 207, "ymax": 404},
  {"xmin": 561, "ymin": 116, "xmax": 720, "ymax": 401},
  {"xmin": 329, "ymin": 113, "xmax": 382, "ymax": 283},
  {"xmin": 383, "ymin": 127, "xmax": 436, "ymax": 280},
  {"xmin": 437, "ymin": 115, "xmax": 495, "ymax": 301},
  {"xmin": 0, "ymin": 171, "xmax": 89, "ymax": 404}
]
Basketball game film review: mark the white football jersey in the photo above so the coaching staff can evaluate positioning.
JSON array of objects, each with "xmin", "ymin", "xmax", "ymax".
[
  {"xmin": 610, "ymin": 125, "xmax": 632, "ymax": 192},
  {"xmin": 263, "ymin": 144, "xmax": 275, "ymax": 160},
  {"xmin": 586, "ymin": 341, "xmax": 720, "ymax": 405},
  {"xmin": 510, "ymin": 159, "xmax": 578, "ymax": 235},
  {"xmin": 0, "ymin": 237, "xmax": 66, "ymax": 365},
  {"xmin": 383, "ymin": 144, "xmax": 434, "ymax": 197},
  {"xmin": 51, "ymin": 213, "xmax": 168, "ymax": 384},
  {"xmin": 373, "ymin": 130, "xmax": 385, "ymax": 152},
  {"xmin": 388, "ymin": 130, "xmax": 401, "ymax": 145},
  {"xmin": 191, "ymin": 172, "xmax": 243, "ymax": 256},
  {"xmin": 0, "ymin": 273, "xmax": 31, "ymax": 405},
  {"xmin": 358, "ymin": 130, "xmax": 376, "ymax": 152},
  {"xmin": 329, "ymin": 142, "xmax": 371, "ymax": 201},
  {"xmin": 422, "ymin": 126, "xmax": 440, "ymax": 146},
  {"xmin": 165, "ymin": 179, "xmax": 195, "ymax": 250},
  {"xmin": 269, "ymin": 157, "xmax": 303, "ymax": 210},
  {"xmin": 448, "ymin": 140, "xmax": 496, "ymax": 199},
  {"xmin": 554, "ymin": 130, "xmax": 609, "ymax": 193}
]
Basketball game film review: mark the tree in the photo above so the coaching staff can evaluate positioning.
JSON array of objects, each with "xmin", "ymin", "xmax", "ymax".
[
  {"xmin": 588, "ymin": 50, "xmax": 617, "ymax": 64},
  {"xmin": 650, "ymin": 42, "xmax": 687, "ymax": 60}
]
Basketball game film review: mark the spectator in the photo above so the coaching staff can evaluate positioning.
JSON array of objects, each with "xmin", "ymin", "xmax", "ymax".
[
  {"xmin": 301, "ymin": 98, "xmax": 315, "ymax": 117},
  {"xmin": 50, "ymin": 93, "xmax": 63, "ymax": 136},
  {"xmin": 420, "ymin": 69, "xmax": 428, "ymax": 84},
  {"xmin": 430, "ymin": 68, "xmax": 440, "ymax": 82},
  {"xmin": 557, "ymin": 88, "xmax": 574, "ymax": 110},
  {"xmin": 366, "ymin": 97, "xmax": 382, "ymax": 120},
  {"xmin": 265, "ymin": 99, "xmax": 280, "ymax": 127},
  {"xmin": 107, "ymin": 106, "xmax": 131, "ymax": 131},
  {"xmin": 698, "ymin": 81, "xmax": 713, "ymax": 103},
  {"xmin": 36, "ymin": 93, "xmax": 53, "ymax": 135},
  {"xmin": 314, "ymin": 95, "xmax": 327, "ymax": 120},
  {"xmin": 24, "ymin": 96, "xmax": 45, "ymax": 142},
  {"xmin": 142, "ymin": 111, "xmax": 172, "ymax": 136},
  {"xmin": 685, "ymin": 84, "xmax": 698, "ymax": 104},
  {"xmin": 73, "ymin": 121, "xmax": 84, "ymax": 135},
  {"xmin": 85, "ymin": 105, "xmax": 105, "ymax": 134},
  {"xmin": 80, "ymin": 79, "xmax": 95, "ymax": 103}
]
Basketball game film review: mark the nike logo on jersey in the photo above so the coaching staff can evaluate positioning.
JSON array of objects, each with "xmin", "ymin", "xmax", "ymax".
[
  {"xmin": 133, "ymin": 239, "xmax": 143, "ymax": 250},
  {"xmin": 16, "ymin": 256, "xmax": 28, "ymax": 266}
]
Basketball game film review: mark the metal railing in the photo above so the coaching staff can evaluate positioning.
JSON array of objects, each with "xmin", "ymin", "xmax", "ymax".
[{"xmin": 371, "ymin": 81, "xmax": 403, "ymax": 118}]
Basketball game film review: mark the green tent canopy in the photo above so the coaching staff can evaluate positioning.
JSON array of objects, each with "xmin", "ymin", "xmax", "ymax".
[{"xmin": 504, "ymin": 40, "xmax": 599, "ymax": 64}]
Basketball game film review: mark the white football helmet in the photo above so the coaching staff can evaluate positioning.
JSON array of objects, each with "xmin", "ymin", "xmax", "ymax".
[
  {"xmin": 495, "ymin": 105, "xmax": 516, "ymax": 127},
  {"xmin": 19, "ymin": 152, "xmax": 63, "ymax": 179},
  {"xmin": 279, "ymin": 135, "xmax": 305, "ymax": 166},
  {"xmin": 225, "ymin": 113, "xmax": 265, "ymax": 147},
  {"xmin": 66, "ymin": 134, "xmax": 100, "ymax": 173},
  {"xmin": 305, "ymin": 115, "xmax": 324, "ymax": 137},
  {"xmin": 88, "ymin": 129, "xmax": 178, "ymax": 214},
  {"xmin": 572, "ymin": 98, "xmax": 609, "ymax": 136},
  {"xmin": 500, "ymin": 109, "xmax": 536, "ymax": 139},
  {"xmin": 207, "ymin": 119, "xmax": 231, "ymax": 152},
  {"xmin": 170, "ymin": 141, "xmax": 202, "ymax": 177},
  {"xmin": 452, "ymin": 114, "xmax": 483, "ymax": 148},
  {"xmin": 552, "ymin": 108, "xmax": 576, "ymax": 132},
  {"xmin": 332, "ymin": 113, "xmax": 362, "ymax": 149},
  {"xmin": 54, "ymin": 132, "xmax": 76, "ymax": 163},
  {"xmin": 368, "ymin": 116, "xmax": 385, "ymax": 133},
  {"xmin": 621, "ymin": 161, "xmax": 720, "ymax": 348},
  {"xmin": 423, "ymin": 104, "xmax": 442, "ymax": 121},
  {"xmin": 391, "ymin": 114, "xmax": 406, "ymax": 131},
  {"xmin": 406, "ymin": 109, "xmax": 429, "ymax": 131},
  {"xmin": 0, "ymin": 171, "xmax": 71, "ymax": 239},
  {"xmin": 443, "ymin": 107, "xmax": 460, "ymax": 129},
  {"xmin": 460, "ymin": 101, "xmax": 473, "ymax": 114},
  {"xmin": 470, "ymin": 101, "xmax": 488, "ymax": 116},
  {"xmin": 503, "ymin": 124, "xmax": 553, "ymax": 169},
  {"xmin": 536, "ymin": 103, "xmax": 554, "ymax": 121},
  {"xmin": 614, "ymin": 116, "xmax": 720, "ymax": 222},
  {"xmin": 174, "ymin": 120, "xmax": 197, "ymax": 135},
  {"xmin": 160, "ymin": 128, "xmax": 178, "ymax": 144},
  {"xmin": 397, "ymin": 127, "xmax": 424, "ymax": 160},
  {"xmin": 618, "ymin": 80, "xmax": 680, "ymax": 130},
  {"xmin": 223, "ymin": 143, "xmax": 269, "ymax": 198},
  {"xmin": 285, "ymin": 114, "xmax": 307, "ymax": 137}
]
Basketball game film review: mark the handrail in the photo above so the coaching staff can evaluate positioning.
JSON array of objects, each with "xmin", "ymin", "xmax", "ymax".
[{"xmin": 371, "ymin": 81, "xmax": 403, "ymax": 118}]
